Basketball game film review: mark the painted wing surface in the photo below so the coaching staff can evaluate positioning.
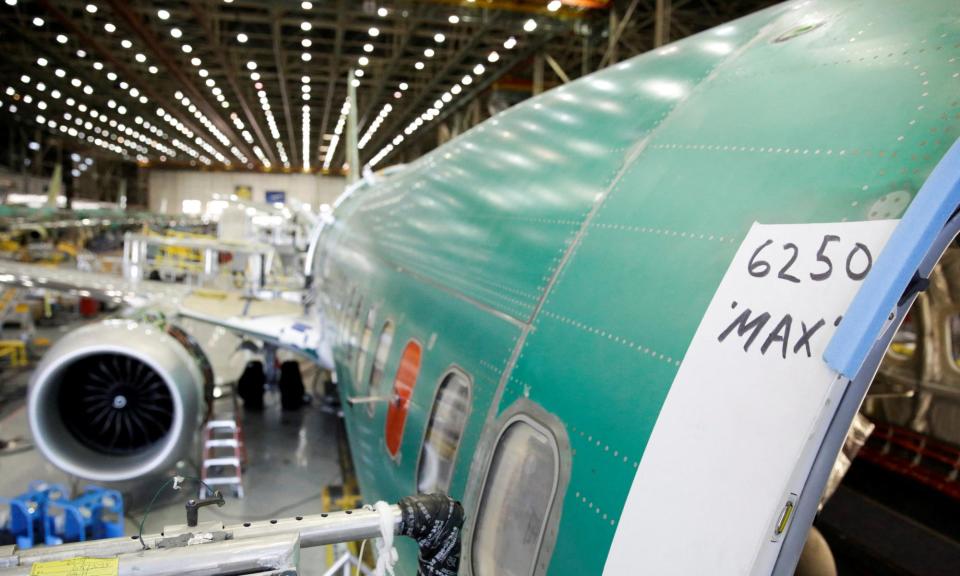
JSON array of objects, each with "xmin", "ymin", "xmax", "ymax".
[
  {"xmin": 0, "ymin": 260, "xmax": 190, "ymax": 307},
  {"xmin": 176, "ymin": 291, "xmax": 328, "ymax": 366}
]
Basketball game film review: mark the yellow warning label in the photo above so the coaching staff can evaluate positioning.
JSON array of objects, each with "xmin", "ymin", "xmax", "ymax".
[{"xmin": 29, "ymin": 557, "xmax": 118, "ymax": 576}]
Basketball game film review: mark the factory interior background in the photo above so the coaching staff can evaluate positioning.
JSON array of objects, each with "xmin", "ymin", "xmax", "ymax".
[{"xmin": 0, "ymin": 1, "xmax": 958, "ymax": 575}]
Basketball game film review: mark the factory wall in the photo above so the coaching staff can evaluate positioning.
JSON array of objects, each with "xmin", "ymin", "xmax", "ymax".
[{"xmin": 146, "ymin": 170, "xmax": 346, "ymax": 213}]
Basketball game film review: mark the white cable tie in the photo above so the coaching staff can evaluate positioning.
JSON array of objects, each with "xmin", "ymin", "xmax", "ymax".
[{"xmin": 373, "ymin": 501, "xmax": 398, "ymax": 576}]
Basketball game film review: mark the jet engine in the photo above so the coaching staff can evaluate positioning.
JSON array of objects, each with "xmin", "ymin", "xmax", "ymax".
[{"xmin": 28, "ymin": 319, "xmax": 213, "ymax": 482}]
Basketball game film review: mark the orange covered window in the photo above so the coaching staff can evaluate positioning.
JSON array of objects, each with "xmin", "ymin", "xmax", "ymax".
[{"xmin": 385, "ymin": 340, "xmax": 422, "ymax": 457}]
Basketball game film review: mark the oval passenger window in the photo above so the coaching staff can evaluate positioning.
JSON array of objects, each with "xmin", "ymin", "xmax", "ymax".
[
  {"xmin": 385, "ymin": 340, "xmax": 422, "ymax": 457},
  {"xmin": 473, "ymin": 418, "xmax": 559, "ymax": 576},
  {"xmin": 417, "ymin": 369, "xmax": 471, "ymax": 494}
]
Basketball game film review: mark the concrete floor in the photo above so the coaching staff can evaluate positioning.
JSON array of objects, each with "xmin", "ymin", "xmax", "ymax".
[{"xmin": 0, "ymin": 318, "xmax": 346, "ymax": 576}]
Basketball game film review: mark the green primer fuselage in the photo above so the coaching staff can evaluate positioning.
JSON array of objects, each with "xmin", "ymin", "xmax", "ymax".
[{"xmin": 317, "ymin": 0, "xmax": 960, "ymax": 573}]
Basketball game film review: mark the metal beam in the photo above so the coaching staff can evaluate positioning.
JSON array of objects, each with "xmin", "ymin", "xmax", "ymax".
[
  {"xmin": 654, "ymin": 0, "xmax": 672, "ymax": 47},
  {"xmin": 187, "ymin": 0, "xmax": 278, "ymax": 167},
  {"xmin": 271, "ymin": 12, "xmax": 298, "ymax": 167},
  {"xmin": 360, "ymin": 12, "xmax": 502, "ymax": 164},
  {"xmin": 371, "ymin": 32, "xmax": 552, "ymax": 168},
  {"xmin": 543, "ymin": 53, "xmax": 570, "ymax": 84},
  {"xmin": 600, "ymin": 0, "xmax": 644, "ymax": 68},
  {"xmin": 33, "ymin": 0, "xmax": 236, "ymax": 165},
  {"xmin": 102, "ymin": 0, "xmax": 256, "ymax": 165},
  {"xmin": 318, "ymin": 0, "xmax": 346, "ymax": 165}
]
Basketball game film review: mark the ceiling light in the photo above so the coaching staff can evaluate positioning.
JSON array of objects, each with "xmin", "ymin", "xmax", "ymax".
[
  {"xmin": 448, "ymin": 15, "xmax": 460, "ymax": 24},
  {"xmin": 55, "ymin": 34, "xmax": 68, "ymax": 44},
  {"xmin": 171, "ymin": 28, "xmax": 182, "ymax": 38},
  {"xmin": 300, "ymin": 21, "xmax": 312, "ymax": 31},
  {"xmin": 414, "ymin": 61, "xmax": 424, "ymax": 70},
  {"xmin": 441, "ymin": 92, "xmax": 452, "ymax": 102},
  {"xmin": 32, "ymin": 16, "xmax": 44, "ymax": 27},
  {"xmin": 434, "ymin": 33, "xmax": 445, "ymax": 43},
  {"xmin": 149, "ymin": 66, "xmax": 159, "ymax": 74},
  {"xmin": 302, "ymin": 38, "xmax": 312, "ymax": 47},
  {"xmin": 121, "ymin": 39, "xmax": 132, "ymax": 48},
  {"xmin": 394, "ymin": 91, "xmax": 401, "ymax": 98},
  {"xmin": 547, "ymin": 0, "xmax": 562, "ymax": 12},
  {"xmin": 488, "ymin": 51, "xmax": 500, "ymax": 62},
  {"xmin": 246, "ymin": 61, "xmax": 257, "ymax": 70},
  {"xmin": 85, "ymin": 3, "xmax": 97, "ymax": 13},
  {"xmin": 302, "ymin": 1, "xmax": 313, "ymax": 8},
  {"xmin": 104, "ymin": 22, "xmax": 116, "ymax": 33},
  {"xmin": 157, "ymin": 9, "xmax": 170, "ymax": 20},
  {"xmin": 36, "ymin": 57, "xmax": 47, "ymax": 66},
  {"xmin": 93, "ymin": 61, "xmax": 103, "ymax": 70},
  {"xmin": 250, "ymin": 72, "xmax": 260, "ymax": 80},
  {"xmin": 237, "ymin": 33, "xmax": 248, "ymax": 43},
  {"xmin": 135, "ymin": 53, "xmax": 146, "ymax": 62},
  {"xmin": 301, "ymin": 75, "xmax": 311, "ymax": 83},
  {"xmin": 524, "ymin": 19, "xmax": 537, "ymax": 32},
  {"xmin": 4, "ymin": 0, "xmax": 16, "ymax": 6},
  {"xmin": 473, "ymin": 63, "xmax": 485, "ymax": 74},
  {"xmin": 359, "ymin": 56, "xmax": 369, "ymax": 66},
  {"xmin": 191, "ymin": 57, "xmax": 201, "ymax": 66},
  {"xmin": 368, "ymin": 27, "xmax": 380, "ymax": 37},
  {"xmin": 363, "ymin": 43, "xmax": 374, "ymax": 53},
  {"xmin": 377, "ymin": 7, "xmax": 388, "ymax": 17},
  {"xmin": 182, "ymin": 44, "xmax": 193, "ymax": 53},
  {"xmin": 107, "ymin": 72, "xmax": 117, "ymax": 81},
  {"xmin": 351, "ymin": 79, "xmax": 360, "ymax": 87},
  {"xmin": 451, "ymin": 84, "xmax": 462, "ymax": 94},
  {"xmin": 424, "ymin": 48, "xmax": 434, "ymax": 57},
  {"xmin": 302, "ymin": 52, "xmax": 312, "ymax": 61},
  {"xmin": 462, "ymin": 75, "xmax": 472, "ymax": 85},
  {"xmin": 355, "ymin": 69, "xmax": 364, "ymax": 77},
  {"xmin": 504, "ymin": 36, "xmax": 517, "ymax": 49},
  {"xmin": 198, "ymin": 69, "xmax": 209, "ymax": 77},
  {"xmin": 55, "ymin": 69, "xmax": 66, "ymax": 77}
]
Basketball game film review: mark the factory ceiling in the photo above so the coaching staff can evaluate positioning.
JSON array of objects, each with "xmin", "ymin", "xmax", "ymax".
[{"xmin": 0, "ymin": 0, "xmax": 776, "ymax": 175}]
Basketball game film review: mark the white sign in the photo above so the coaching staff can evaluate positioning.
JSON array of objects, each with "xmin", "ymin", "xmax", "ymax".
[{"xmin": 603, "ymin": 219, "xmax": 898, "ymax": 575}]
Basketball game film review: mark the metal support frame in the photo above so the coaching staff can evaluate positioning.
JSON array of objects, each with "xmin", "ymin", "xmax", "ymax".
[{"xmin": 3, "ymin": 505, "xmax": 402, "ymax": 574}]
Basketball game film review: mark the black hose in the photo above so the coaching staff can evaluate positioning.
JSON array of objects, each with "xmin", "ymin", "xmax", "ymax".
[{"xmin": 397, "ymin": 494, "xmax": 464, "ymax": 576}]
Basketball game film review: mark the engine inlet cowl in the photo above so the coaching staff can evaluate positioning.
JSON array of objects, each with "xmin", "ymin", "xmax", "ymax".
[{"xmin": 28, "ymin": 319, "xmax": 209, "ymax": 482}]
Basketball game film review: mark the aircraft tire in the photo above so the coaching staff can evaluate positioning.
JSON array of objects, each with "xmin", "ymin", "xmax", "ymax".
[
  {"xmin": 279, "ymin": 360, "xmax": 306, "ymax": 411},
  {"xmin": 238, "ymin": 360, "xmax": 265, "ymax": 410}
]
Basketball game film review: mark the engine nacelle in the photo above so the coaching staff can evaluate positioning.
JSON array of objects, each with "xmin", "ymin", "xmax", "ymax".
[{"xmin": 28, "ymin": 319, "xmax": 213, "ymax": 482}]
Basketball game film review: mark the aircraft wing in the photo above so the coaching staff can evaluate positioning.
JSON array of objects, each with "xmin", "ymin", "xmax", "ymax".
[
  {"xmin": 0, "ymin": 260, "xmax": 329, "ymax": 366},
  {"xmin": 176, "ymin": 305, "xmax": 333, "ymax": 369},
  {"xmin": 0, "ymin": 260, "xmax": 191, "ymax": 308}
]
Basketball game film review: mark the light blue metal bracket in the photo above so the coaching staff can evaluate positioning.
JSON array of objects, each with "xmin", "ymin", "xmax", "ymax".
[{"xmin": 825, "ymin": 138, "xmax": 960, "ymax": 377}]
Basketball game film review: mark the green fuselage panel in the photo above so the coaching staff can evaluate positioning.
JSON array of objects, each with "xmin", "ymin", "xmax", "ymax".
[{"xmin": 319, "ymin": 0, "xmax": 959, "ymax": 573}]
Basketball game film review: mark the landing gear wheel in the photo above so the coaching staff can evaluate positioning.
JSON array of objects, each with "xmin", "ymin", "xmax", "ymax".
[
  {"xmin": 237, "ymin": 361, "xmax": 265, "ymax": 411},
  {"xmin": 279, "ymin": 360, "xmax": 308, "ymax": 411}
]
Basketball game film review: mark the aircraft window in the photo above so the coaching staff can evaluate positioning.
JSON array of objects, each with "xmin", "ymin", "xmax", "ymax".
[
  {"xmin": 366, "ymin": 321, "xmax": 395, "ymax": 416},
  {"xmin": 348, "ymin": 296, "xmax": 364, "ymax": 359},
  {"xmin": 473, "ymin": 417, "xmax": 559, "ymax": 576},
  {"xmin": 417, "ymin": 369, "xmax": 472, "ymax": 494},
  {"xmin": 385, "ymin": 340, "xmax": 422, "ymax": 457},
  {"xmin": 356, "ymin": 307, "xmax": 377, "ymax": 383},
  {"xmin": 338, "ymin": 287, "xmax": 357, "ymax": 345}
]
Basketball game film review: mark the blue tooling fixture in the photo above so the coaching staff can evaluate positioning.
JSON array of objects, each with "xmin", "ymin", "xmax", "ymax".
[
  {"xmin": 0, "ymin": 483, "xmax": 123, "ymax": 547},
  {"xmin": 46, "ymin": 486, "xmax": 124, "ymax": 544},
  {"xmin": 0, "ymin": 481, "xmax": 68, "ymax": 549}
]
